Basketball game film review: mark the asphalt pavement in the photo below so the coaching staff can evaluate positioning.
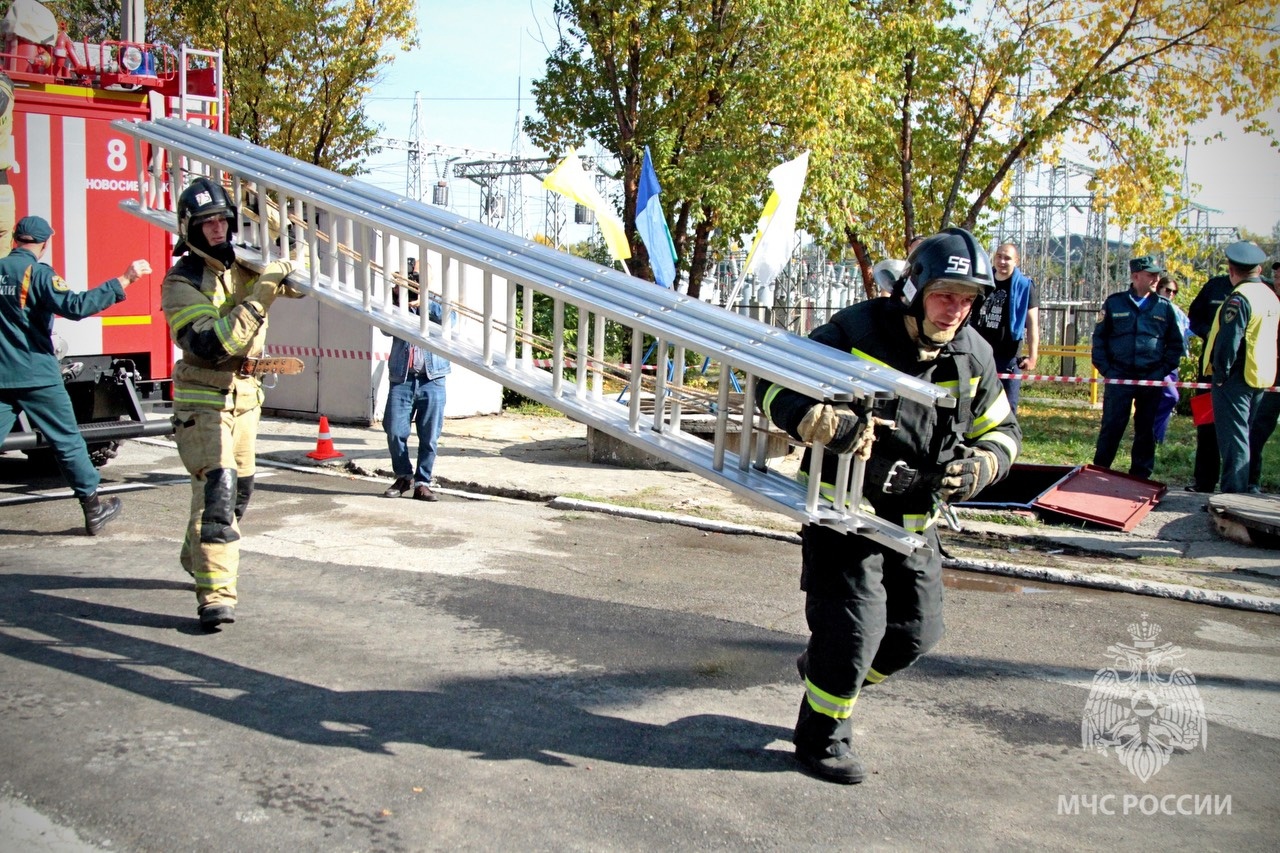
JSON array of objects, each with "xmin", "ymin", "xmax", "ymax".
[
  {"xmin": 258, "ymin": 413, "xmax": 1280, "ymax": 610},
  {"xmin": 0, "ymin": 430, "xmax": 1278, "ymax": 851}
]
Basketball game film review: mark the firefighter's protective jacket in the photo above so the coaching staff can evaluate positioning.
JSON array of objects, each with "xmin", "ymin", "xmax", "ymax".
[
  {"xmin": 759, "ymin": 298, "xmax": 1021, "ymax": 529},
  {"xmin": 161, "ymin": 254, "xmax": 268, "ymax": 411}
]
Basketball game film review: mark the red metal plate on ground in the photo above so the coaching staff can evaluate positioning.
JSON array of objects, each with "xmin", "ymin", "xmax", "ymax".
[{"xmin": 1030, "ymin": 464, "xmax": 1166, "ymax": 531}]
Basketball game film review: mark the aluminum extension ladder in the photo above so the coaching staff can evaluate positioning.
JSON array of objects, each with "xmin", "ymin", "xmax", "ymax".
[{"xmin": 111, "ymin": 117, "xmax": 952, "ymax": 555}]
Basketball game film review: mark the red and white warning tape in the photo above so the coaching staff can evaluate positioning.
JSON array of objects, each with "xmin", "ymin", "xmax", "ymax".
[
  {"xmin": 261, "ymin": 347, "xmax": 1276, "ymax": 391},
  {"xmin": 997, "ymin": 373, "xmax": 1279, "ymax": 392}
]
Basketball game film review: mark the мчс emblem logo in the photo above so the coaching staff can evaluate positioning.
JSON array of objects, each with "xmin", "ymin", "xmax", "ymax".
[{"xmin": 1081, "ymin": 614, "xmax": 1206, "ymax": 782}]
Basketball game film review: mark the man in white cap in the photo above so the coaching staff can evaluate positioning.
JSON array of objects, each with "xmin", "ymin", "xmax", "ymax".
[{"xmin": 1205, "ymin": 241, "xmax": 1280, "ymax": 493}]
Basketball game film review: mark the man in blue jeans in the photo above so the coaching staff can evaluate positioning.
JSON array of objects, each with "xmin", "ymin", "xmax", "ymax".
[
  {"xmin": 1091, "ymin": 255, "xmax": 1184, "ymax": 480},
  {"xmin": 382, "ymin": 279, "xmax": 450, "ymax": 501}
]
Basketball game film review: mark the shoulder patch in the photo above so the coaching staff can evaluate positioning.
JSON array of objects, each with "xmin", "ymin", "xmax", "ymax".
[
  {"xmin": 50, "ymin": 275, "xmax": 69, "ymax": 292},
  {"xmin": 1220, "ymin": 301, "xmax": 1239, "ymax": 326}
]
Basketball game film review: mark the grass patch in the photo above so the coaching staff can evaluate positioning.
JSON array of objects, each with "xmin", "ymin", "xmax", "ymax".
[{"xmin": 1016, "ymin": 400, "xmax": 1279, "ymax": 492}]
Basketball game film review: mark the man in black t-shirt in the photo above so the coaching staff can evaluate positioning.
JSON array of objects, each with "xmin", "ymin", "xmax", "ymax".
[{"xmin": 972, "ymin": 243, "xmax": 1039, "ymax": 414}]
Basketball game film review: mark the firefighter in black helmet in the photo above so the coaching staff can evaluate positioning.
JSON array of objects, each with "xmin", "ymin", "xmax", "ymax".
[
  {"xmin": 758, "ymin": 227, "xmax": 1021, "ymax": 784},
  {"xmin": 161, "ymin": 176, "xmax": 305, "ymax": 631}
]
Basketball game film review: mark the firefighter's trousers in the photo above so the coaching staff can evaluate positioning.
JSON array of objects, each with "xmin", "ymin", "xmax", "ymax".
[
  {"xmin": 793, "ymin": 519, "xmax": 944, "ymax": 752},
  {"xmin": 174, "ymin": 400, "xmax": 260, "ymax": 612}
]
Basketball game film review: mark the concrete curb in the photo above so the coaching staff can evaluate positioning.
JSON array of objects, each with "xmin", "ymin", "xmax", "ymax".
[
  {"xmin": 552, "ymin": 497, "xmax": 1280, "ymax": 615},
  {"xmin": 941, "ymin": 556, "xmax": 1280, "ymax": 615},
  {"xmin": 547, "ymin": 496, "xmax": 803, "ymax": 543}
]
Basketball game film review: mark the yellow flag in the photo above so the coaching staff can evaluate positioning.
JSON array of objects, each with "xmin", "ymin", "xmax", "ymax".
[{"xmin": 543, "ymin": 148, "xmax": 631, "ymax": 261}]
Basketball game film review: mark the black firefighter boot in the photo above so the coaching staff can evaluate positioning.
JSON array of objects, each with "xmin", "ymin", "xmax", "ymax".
[
  {"xmin": 80, "ymin": 492, "xmax": 123, "ymax": 536},
  {"xmin": 792, "ymin": 696, "xmax": 866, "ymax": 785}
]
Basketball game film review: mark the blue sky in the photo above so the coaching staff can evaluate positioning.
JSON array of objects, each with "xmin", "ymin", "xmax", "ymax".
[{"xmin": 361, "ymin": 0, "xmax": 1280, "ymax": 240}]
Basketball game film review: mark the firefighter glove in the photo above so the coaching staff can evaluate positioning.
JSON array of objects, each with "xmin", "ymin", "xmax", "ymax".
[
  {"xmin": 937, "ymin": 446, "xmax": 998, "ymax": 503},
  {"xmin": 250, "ymin": 276, "xmax": 281, "ymax": 310},
  {"xmin": 797, "ymin": 403, "xmax": 874, "ymax": 457},
  {"xmin": 260, "ymin": 260, "xmax": 304, "ymax": 298}
]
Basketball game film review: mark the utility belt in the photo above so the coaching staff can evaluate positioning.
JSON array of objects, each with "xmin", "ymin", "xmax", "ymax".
[
  {"xmin": 215, "ymin": 355, "xmax": 306, "ymax": 377},
  {"xmin": 183, "ymin": 353, "xmax": 304, "ymax": 376},
  {"xmin": 862, "ymin": 455, "xmax": 942, "ymax": 497}
]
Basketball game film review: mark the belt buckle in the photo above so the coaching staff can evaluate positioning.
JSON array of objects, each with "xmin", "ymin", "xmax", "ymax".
[
  {"xmin": 882, "ymin": 460, "xmax": 917, "ymax": 495},
  {"xmin": 238, "ymin": 357, "xmax": 259, "ymax": 377}
]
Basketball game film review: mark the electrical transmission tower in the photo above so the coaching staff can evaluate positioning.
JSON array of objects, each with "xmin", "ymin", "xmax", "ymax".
[
  {"xmin": 406, "ymin": 92, "xmax": 423, "ymax": 201},
  {"xmin": 375, "ymin": 92, "xmax": 426, "ymax": 202},
  {"xmin": 452, "ymin": 156, "xmax": 557, "ymax": 231},
  {"xmin": 506, "ymin": 78, "xmax": 526, "ymax": 238}
]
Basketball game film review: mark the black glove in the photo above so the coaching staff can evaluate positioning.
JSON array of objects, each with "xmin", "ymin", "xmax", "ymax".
[{"xmin": 937, "ymin": 446, "xmax": 998, "ymax": 503}]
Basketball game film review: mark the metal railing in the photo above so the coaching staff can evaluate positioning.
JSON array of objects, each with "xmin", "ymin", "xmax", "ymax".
[{"xmin": 111, "ymin": 116, "xmax": 953, "ymax": 554}]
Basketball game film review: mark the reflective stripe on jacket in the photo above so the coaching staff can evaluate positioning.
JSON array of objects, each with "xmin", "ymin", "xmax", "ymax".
[{"xmin": 162, "ymin": 255, "xmax": 268, "ymax": 411}]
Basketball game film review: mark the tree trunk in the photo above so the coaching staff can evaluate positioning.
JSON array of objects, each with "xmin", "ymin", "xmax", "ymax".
[
  {"xmin": 846, "ymin": 227, "xmax": 876, "ymax": 301},
  {"xmin": 686, "ymin": 216, "xmax": 715, "ymax": 301}
]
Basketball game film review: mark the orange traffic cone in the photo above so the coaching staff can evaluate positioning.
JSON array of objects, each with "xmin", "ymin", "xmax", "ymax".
[{"xmin": 306, "ymin": 415, "xmax": 344, "ymax": 460}]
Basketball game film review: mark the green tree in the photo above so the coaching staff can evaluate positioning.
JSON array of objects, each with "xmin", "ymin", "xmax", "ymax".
[
  {"xmin": 42, "ymin": 0, "xmax": 417, "ymax": 173},
  {"xmin": 174, "ymin": 0, "xmax": 417, "ymax": 172},
  {"xmin": 839, "ymin": 0, "xmax": 1279, "ymax": 269},
  {"xmin": 529, "ymin": 0, "xmax": 1279, "ymax": 300},
  {"xmin": 526, "ymin": 0, "xmax": 858, "ymax": 299}
]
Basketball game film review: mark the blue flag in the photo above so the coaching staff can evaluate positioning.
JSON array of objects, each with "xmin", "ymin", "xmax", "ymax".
[{"xmin": 635, "ymin": 146, "xmax": 677, "ymax": 288}]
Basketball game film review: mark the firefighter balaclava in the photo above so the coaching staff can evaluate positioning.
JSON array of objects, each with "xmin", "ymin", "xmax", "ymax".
[
  {"xmin": 896, "ymin": 227, "xmax": 993, "ymax": 349},
  {"xmin": 175, "ymin": 177, "xmax": 238, "ymax": 269}
]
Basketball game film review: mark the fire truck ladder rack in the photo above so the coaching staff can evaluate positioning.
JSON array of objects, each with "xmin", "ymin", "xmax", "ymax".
[{"xmin": 112, "ymin": 117, "xmax": 952, "ymax": 555}]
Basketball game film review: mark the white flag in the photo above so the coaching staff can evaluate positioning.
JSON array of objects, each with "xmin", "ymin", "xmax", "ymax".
[{"xmin": 742, "ymin": 151, "xmax": 810, "ymax": 289}]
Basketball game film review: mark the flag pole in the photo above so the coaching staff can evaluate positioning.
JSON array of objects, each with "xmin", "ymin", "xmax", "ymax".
[{"xmin": 724, "ymin": 267, "xmax": 750, "ymax": 309}]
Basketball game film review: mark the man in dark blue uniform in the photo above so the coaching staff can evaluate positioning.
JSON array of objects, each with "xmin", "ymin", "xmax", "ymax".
[
  {"xmin": 1204, "ymin": 241, "xmax": 1279, "ymax": 494},
  {"xmin": 759, "ymin": 228, "xmax": 1021, "ymax": 784},
  {"xmin": 1091, "ymin": 255, "xmax": 1184, "ymax": 480},
  {"xmin": 0, "ymin": 216, "xmax": 151, "ymax": 533}
]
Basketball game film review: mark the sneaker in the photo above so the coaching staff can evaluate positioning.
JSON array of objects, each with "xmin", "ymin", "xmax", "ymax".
[
  {"xmin": 1184, "ymin": 483, "xmax": 1214, "ymax": 493},
  {"xmin": 413, "ymin": 484, "xmax": 438, "ymax": 502},
  {"xmin": 794, "ymin": 743, "xmax": 866, "ymax": 785},
  {"xmin": 383, "ymin": 476, "xmax": 412, "ymax": 498},
  {"xmin": 198, "ymin": 605, "xmax": 235, "ymax": 631}
]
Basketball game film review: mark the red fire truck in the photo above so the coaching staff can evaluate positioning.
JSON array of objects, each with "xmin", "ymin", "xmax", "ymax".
[{"xmin": 0, "ymin": 0, "xmax": 221, "ymax": 464}]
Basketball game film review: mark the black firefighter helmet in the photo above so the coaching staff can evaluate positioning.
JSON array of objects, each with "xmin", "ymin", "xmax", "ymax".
[
  {"xmin": 174, "ymin": 176, "xmax": 238, "ymax": 261},
  {"xmin": 895, "ymin": 227, "xmax": 994, "ymax": 342}
]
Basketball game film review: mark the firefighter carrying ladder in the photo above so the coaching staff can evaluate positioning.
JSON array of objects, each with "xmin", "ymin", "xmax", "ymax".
[{"xmin": 112, "ymin": 117, "xmax": 953, "ymax": 555}]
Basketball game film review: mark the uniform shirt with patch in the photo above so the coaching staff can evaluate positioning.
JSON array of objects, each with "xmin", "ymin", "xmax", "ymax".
[{"xmin": 0, "ymin": 247, "xmax": 124, "ymax": 388}]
